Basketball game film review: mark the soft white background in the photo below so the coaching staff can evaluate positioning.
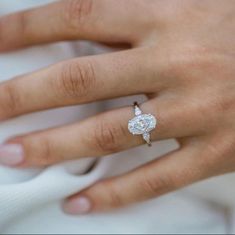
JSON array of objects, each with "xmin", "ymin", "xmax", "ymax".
[{"xmin": 0, "ymin": 1, "xmax": 235, "ymax": 233}]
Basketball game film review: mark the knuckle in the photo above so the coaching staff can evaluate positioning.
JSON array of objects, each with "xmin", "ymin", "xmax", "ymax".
[
  {"xmin": 55, "ymin": 60, "xmax": 96, "ymax": 100},
  {"xmin": 208, "ymin": 95, "xmax": 230, "ymax": 117},
  {"xmin": 205, "ymin": 135, "xmax": 235, "ymax": 166},
  {"xmin": 23, "ymin": 136, "xmax": 54, "ymax": 166},
  {"xmin": 167, "ymin": 44, "xmax": 219, "ymax": 79},
  {"xmin": 175, "ymin": 165, "xmax": 202, "ymax": 187},
  {"xmin": 92, "ymin": 119, "xmax": 124, "ymax": 153},
  {"xmin": 0, "ymin": 83, "xmax": 21, "ymax": 117},
  {"xmin": 104, "ymin": 181, "xmax": 123, "ymax": 208},
  {"xmin": 0, "ymin": 18, "xmax": 6, "ymax": 48},
  {"xmin": 18, "ymin": 12, "xmax": 28, "ymax": 41},
  {"xmin": 140, "ymin": 172, "xmax": 174, "ymax": 196},
  {"xmin": 0, "ymin": 13, "xmax": 27, "ymax": 50},
  {"xmin": 62, "ymin": 0, "xmax": 93, "ymax": 30},
  {"xmin": 188, "ymin": 94, "xmax": 226, "ymax": 131}
]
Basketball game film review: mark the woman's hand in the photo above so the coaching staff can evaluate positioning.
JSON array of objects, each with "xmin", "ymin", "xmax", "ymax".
[{"xmin": 0, "ymin": 0, "xmax": 235, "ymax": 214}]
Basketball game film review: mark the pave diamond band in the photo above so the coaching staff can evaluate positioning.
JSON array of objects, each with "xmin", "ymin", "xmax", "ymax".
[{"xmin": 128, "ymin": 102, "xmax": 157, "ymax": 146}]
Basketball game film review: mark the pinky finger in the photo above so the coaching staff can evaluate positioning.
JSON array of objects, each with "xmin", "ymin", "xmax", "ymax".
[{"xmin": 63, "ymin": 142, "xmax": 213, "ymax": 214}]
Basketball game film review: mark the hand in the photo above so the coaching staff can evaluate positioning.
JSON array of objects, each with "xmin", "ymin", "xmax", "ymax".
[{"xmin": 0, "ymin": 0, "xmax": 235, "ymax": 214}]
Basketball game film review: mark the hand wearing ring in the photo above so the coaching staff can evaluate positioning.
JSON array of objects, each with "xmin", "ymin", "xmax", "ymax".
[{"xmin": 0, "ymin": 0, "xmax": 235, "ymax": 215}]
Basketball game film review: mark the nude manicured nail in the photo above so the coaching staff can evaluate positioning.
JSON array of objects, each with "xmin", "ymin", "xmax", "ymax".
[
  {"xmin": 0, "ymin": 144, "xmax": 24, "ymax": 166},
  {"xmin": 63, "ymin": 197, "xmax": 91, "ymax": 215}
]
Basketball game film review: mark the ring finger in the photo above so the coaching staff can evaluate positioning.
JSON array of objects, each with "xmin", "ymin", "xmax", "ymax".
[{"xmin": 0, "ymin": 97, "xmax": 201, "ymax": 167}]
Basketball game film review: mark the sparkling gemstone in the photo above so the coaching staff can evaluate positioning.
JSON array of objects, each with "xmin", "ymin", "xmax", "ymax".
[
  {"xmin": 128, "ymin": 114, "xmax": 157, "ymax": 135},
  {"xmin": 134, "ymin": 106, "xmax": 142, "ymax": 116},
  {"xmin": 143, "ymin": 133, "xmax": 150, "ymax": 141}
]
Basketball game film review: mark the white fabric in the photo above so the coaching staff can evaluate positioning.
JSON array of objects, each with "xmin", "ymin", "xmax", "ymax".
[{"xmin": 0, "ymin": 1, "xmax": 235, "ymax": 234}]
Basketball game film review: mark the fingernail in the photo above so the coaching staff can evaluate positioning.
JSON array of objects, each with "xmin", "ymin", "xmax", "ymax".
[
  {"xmin": 0, "ymin": 144, "xmax": 24, "ymax": 166},
  {"xmin": 63, "ymin": 196, "xmax": 91, "ymax": 215}
]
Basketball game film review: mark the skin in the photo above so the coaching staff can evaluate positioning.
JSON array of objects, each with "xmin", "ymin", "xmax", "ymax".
[{"xmin": 0, "ymin": 0, "xmax": 235, "ymax": 213}]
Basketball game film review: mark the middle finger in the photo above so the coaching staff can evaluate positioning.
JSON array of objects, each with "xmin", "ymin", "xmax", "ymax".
[{"xmin": 0, "ymin": 47, "xmax": 173, "ymax": 120}]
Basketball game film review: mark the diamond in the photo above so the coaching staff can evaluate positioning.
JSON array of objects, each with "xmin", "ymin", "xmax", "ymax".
[
  {"xmin": 134, "ymin": 106, "xmax": 142, "ymax": 116},
  {"xmin": 143, "ymin": 133, "xmax": 151, "ymax": 144},
  {"xmin": 128, "ymin": 114, "xmax": 157, "ymax": 135}
]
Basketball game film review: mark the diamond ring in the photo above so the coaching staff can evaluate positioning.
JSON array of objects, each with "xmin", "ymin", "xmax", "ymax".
[{"xmin": 128, "ymin": 102, "xmax": 157, "ymax": 146}]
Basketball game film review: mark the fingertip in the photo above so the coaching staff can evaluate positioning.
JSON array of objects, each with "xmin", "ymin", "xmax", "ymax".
[
  {"xmin": 63, "ymin": 196, "xmax": 92, "ymax": 215},
  {"xmin": 0, "ymin": 143, "xmax": 25, "ymax": 167}
]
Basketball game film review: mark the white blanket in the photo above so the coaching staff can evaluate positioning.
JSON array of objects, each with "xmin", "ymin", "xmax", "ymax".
[{"xmin": 0, "ymin": 1, "xmax": 235, "ymax": 233}]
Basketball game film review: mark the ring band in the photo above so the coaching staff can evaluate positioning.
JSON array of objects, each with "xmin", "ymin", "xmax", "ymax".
[{"xmin": 128, "ymin": 102, "xmax": 157, "ymax": 146}]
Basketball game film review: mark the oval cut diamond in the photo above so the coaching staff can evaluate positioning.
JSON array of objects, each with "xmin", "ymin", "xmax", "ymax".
[{"xmin": 128, "ymin": 114, "xmax": 157, "ymax": 135}]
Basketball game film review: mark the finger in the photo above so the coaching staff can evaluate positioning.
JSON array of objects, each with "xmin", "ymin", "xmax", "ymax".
[
  {"xmin": 63, "ymin": 143, "xmax": 215, "ymax": 214},
  {"xmin": 0, "ymin": 0, "xmax": 152, "ymax": 51},
  {"xmin": 0, "ymin": 98, "xmax": 202, "ymax": 167},
  {"xmin": 0, "ymin": 47, "xmax": 172, "ymax": 120}
]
